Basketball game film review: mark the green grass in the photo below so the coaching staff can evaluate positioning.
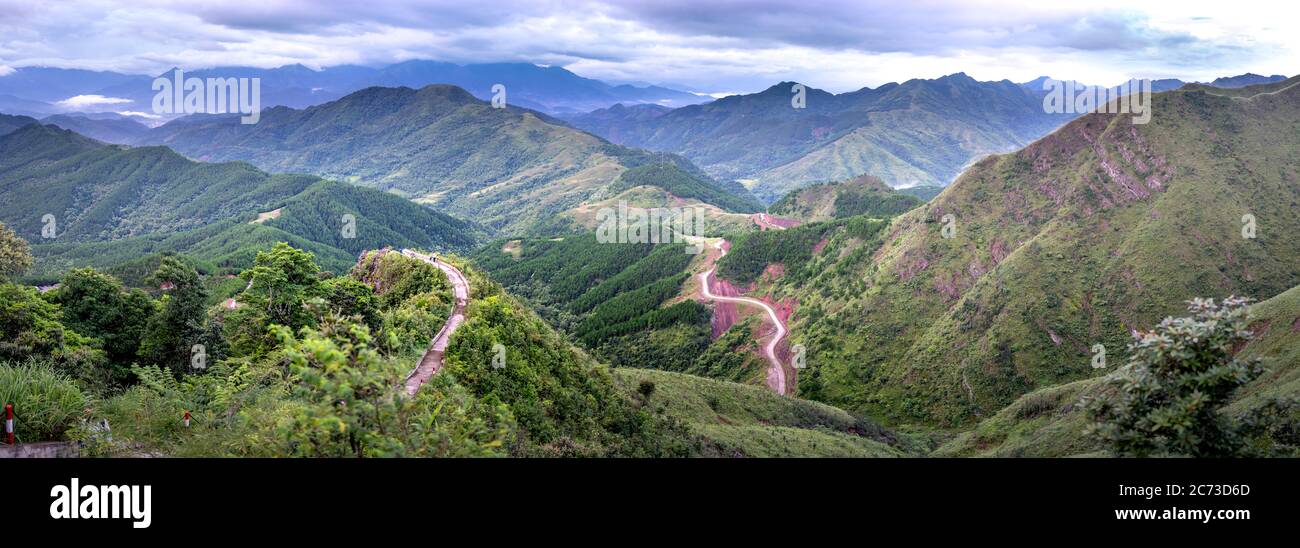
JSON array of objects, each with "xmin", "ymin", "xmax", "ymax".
[
  {"xmin": 936, "ymin": 284, "xmax": 1300, "ymax": 457},
  {"xmin": 612, "ymin": 368, "xmax": 904, "ymax": 457},
  {"xmin": 0, "ymin": 359, "xmax": 89, "ymax": 443}
]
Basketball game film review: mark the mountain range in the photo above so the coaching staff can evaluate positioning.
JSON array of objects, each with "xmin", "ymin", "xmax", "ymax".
[
  {"xmin": 0, "ymin": 61, "xmax": 708, "ymax": 119},
  {"xmin": 566, "ymin": 74, "xmax": 1080, "ymax": 202},
  {"xmin": 567, "ymin": 73, "xmax": 1291, "ymax": 203},
  {"xmin": 132, "ymin": 84, "xmax": 761, "ymax": 233}
]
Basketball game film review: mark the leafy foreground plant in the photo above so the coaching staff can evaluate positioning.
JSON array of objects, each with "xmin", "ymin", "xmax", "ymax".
[
  {"xmin": 1088, "ymin": 297, "xmax": 1297, "ymax": 457},
  {"xmin": 0, "ymin": 359, "xmax": 88, "ymax": 443},
  {"xmin": 275, "ymin": 310, "xmax": 513, "ymax": 457}
]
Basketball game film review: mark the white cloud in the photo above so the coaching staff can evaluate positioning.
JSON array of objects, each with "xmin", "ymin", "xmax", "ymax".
[
  {"xmin": 0, "ymin": 65, "xmax": 14, "ymax": 76},
  {"xmin": 56, "ymin": 94, "xmax": 133, "ymax": 109},
  {"xmin": 116, "ymin": 110, "xmax": 161, "ymax": 119},
  {"xmin": 0, "ymin": 0, "xmax": 1296, "ymax": 94}
]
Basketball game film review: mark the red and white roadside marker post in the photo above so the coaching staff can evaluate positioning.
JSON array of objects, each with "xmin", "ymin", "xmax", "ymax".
[
  {"xmin": 183, "ymin": 410, "xmax": 191, "ymax": 428},
  {"xmin": 5, "ymin": 404, "xmax": 13, "ymax": 445}
]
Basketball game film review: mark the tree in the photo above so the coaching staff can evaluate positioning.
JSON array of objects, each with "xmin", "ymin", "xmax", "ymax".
[
  {"xmin": 1088, "ymin": 297, "xmax": 1266, "ymax": 457},
  {"xmin": 0, "ymin": 282, "xmax": 105, "ymax": 385},
  {"xmin": 239, "ymin": 243, "xmax": 324, "ymax": 330},
  {"xmin": 0, "ymin": 222, "xmax": 33, "ymax": 279},
  {"xmin": 139, "ymin": 256, "xmax": 208, "ymax": 371},
  {"xmin": 47, "ymin": 268, "xmax": 157, "ymax": 382},
  {"xmin": 322, "ymin": 276, "xmax": 379, "ymax": 329}
]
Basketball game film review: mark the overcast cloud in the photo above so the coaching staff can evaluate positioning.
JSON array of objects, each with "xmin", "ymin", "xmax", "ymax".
[{"xmin": 0, "ymin": 0, "xmax": 1295, "ymax": 93}]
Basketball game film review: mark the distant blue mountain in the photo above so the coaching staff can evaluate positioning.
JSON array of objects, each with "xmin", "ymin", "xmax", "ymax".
[
  {"xmin": 0, "ymin": 61, "xmax": 709, "ymax": 119},
  {"xmin": 1019, "ymin": 73, "xmax": 1290, "ymax": 93}
]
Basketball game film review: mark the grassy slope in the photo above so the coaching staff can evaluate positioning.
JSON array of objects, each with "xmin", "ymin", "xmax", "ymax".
[
  {"xmin": 935, "ymin": 284, "xmax": 1300, "ymax": 457},
  {"xmin": 612, "ymin": 368, "xmax": 904, "ymax": 457},
  {"xmin": 780, "ymin": 78, "xmax": 1300, "ymax": 427}
]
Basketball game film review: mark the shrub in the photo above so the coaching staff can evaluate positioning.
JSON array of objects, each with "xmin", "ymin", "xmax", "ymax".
[{"xmin": 1087, "ymin": 297, "xmax": 1267, "ymax": 457}]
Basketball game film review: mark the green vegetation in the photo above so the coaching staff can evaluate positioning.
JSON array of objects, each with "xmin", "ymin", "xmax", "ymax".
[
  {"xmin": 140, "ymin": 85, "xmax": 760, "ymax": 233},
  {"xmin": 612, "ymin": 368, "xmax": 905, "ymax": 457},
  {"xmin": 471, "ymin": 237, "xmax": 711, "ymax": 371},
  {"xmin": 139, "ymin": 256, "xmax": 209, "ymax": 370},
  {"xmin": 0, "ymin": 124, "xmax": 479, "ymax": 283},
  {"xmin": 0, "ymin": 221, "xmax": 32, "ymax": 278},
  {"xmin": 768, "ymin": 174, "xmax": 922, "ymax": 222},
  {"xmin": 897, "ymin": 185, "xmax": 945, "ymax": 202},
  {"xmin": 607, "ymin": 162, "xmax": 762, "ymax": 213},
  {"xmin": 0, "ymin": 237, "xmax": 695, "ymax": 457},
  {"xmin": 45, "ymin": 268, "xmax": 155, "ymax": 383},
  {"xmin": 718, "ymin": 215, "xmax": 888, "ymax": 285},
  {"xmin": 0, "ymin": 360, "xmax": 88, "ymax": 443},
  {"xmin": 0, "ymin": 282, "xmax": 103, "ymax": 384},
  {"xmin": 569, "ymin": 75, "xmax": 1075, "ymax": 202},
  {"xmin": 274, "ymin": 314, "xmax": 512, "ymax": 457},
  {"xmin": 772, "ymin": 82, "xmax": 1300, "ymax": 427},
  {"xmin": 936, "ymin": 287, "xmax": 1300, "ymax": 457},
  {"xmin": 1088, "ymin": 297, "xmax": 1296, "ymax": 457}
]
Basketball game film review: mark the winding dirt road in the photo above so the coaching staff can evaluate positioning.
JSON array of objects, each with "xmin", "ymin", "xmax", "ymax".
[
  {"xmin": 400, "ymin": 249, "xmax": 470, "ymax": 396},
  {"xmin": 697, "ymin": 239, "xmax": 793, "ymax": 395}
]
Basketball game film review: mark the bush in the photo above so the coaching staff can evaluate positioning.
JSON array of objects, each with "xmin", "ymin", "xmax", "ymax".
[
  {"xmin": 1087, "ymin": 297, "xmax": 1269, "ymax": 457},
  {"xmin": 0, "ymin": 359, "xmax": 89, "ymax": 442},
  {"xmin": 0, "ymin": 282, "xmax": 107, "ymax": 387}
]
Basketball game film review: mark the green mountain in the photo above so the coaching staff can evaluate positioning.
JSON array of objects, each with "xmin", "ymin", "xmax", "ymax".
[
  {"xmin": 567, "ymin": 74, "xmax": 1076, "ymax": 202},
  {"xmin": 768, "ymin": 174, "xmax": 923, "ymax": 222},
  {"xmin": 897, "ymin": 185, "xmax": 945, "ymax": 202},
  {"xmin": 0, "ymin": 123, "xmax": 480, "ymax": 281},
  {"xmin": 0, "ymin": 113, "xmax": 39, "ymax": 136},
  {"xmin": 41, "ymin": 114, "xmax": 152, "ymax": 144},
  {"xmin": 139, "ymin": 84, "xmax": 761, "ymax": 233},
  {"xmin": 753, "ymin": 77, "xmax": 1300, "ymax": 427},
  {"xmin": 0, "ymin": 123, "xmax": 319, "ymax": 242}
]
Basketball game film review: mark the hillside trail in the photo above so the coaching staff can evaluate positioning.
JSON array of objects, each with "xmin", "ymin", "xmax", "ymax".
[
  {"xmin": 693, "ymin": 226, "xmax": 794, "ymax": 395},
  {"xmin": 400, "ymin": 249, "xmax": 471, "ymax": 396}
]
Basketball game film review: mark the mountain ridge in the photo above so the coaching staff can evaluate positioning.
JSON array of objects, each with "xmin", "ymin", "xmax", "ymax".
[{"xmin": 135, "ymin": 83, "xmax": 762, "ymax": 233}]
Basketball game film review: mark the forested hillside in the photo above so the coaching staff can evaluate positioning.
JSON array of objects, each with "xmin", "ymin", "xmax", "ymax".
[
  {"xmin": 0, "ymin": 123, "xmax": 480, "ymax": 281},
  {"xmin": 471, "ymin": 237, "xmax": 712, "ymax": 372},
  {"xmin": 767, "ymin": 174, "xmax": 923, "ymax": 222}
]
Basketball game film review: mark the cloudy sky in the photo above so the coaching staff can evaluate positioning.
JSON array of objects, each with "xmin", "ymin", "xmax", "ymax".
[{"xmin": 0, "ymin": 0, "xmax": 1296, "ymax": 93}]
